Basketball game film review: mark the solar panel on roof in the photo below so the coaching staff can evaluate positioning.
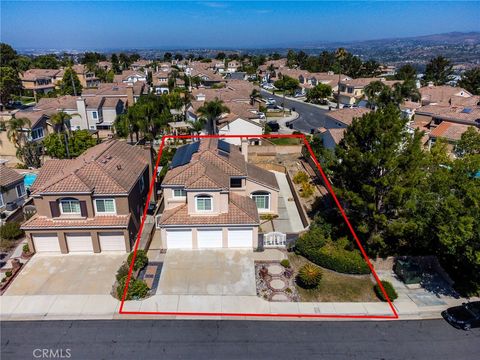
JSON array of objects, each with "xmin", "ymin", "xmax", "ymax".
[
  {"xmin": 461, "ymin": 108, "xmax": 473, "ymax": 114},
  {"xmin": 218, "ymin": 139, "xmax": 231, "ymax": 153},
  {"xmin": 170, "ymin": 141, "xmax": 200, "ymax": 168}
]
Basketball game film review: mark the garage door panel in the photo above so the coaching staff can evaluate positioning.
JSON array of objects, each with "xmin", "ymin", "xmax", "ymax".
[
  {"xmin": 197, "ymin": 229, "xmax": 223, "ymax": 248},
  {"xmin": 99, "ymin": 232, "xmax": 126, "ymax": 252},
  {"xmin": 66, "ymin": 233, "xmax": 94, "ymax": 253},
  {"xmin": 166, "ymin": 230, "xmax": 192, "ymax": 249},
  {"xmin": 32, "ymin": 233, "xmax": 61, "ymax": 253},
  {"xmin": 228, "ymin": 228, "xmax": 253, "ymax": 248}
]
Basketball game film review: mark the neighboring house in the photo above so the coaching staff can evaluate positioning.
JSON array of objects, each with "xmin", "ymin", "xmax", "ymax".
[
  {"xmin": 338, "ymin": 78, "xmax": 401, "ymax": 105},
  {"xmin": 428, "ymin": 122, "xmax": 479, "ymax": 155},
  {"xmin": 319, "ymin": 128, "xmax": 347, "ymax": 151},
  {"xmin": 227, "ymin": 61, "xmax": 240, "ymax": 73},
  {"xmin": 97, "ymin": 61, "xmax": 112, "ymax": 71},
  {"xmin": 225, "ymin": 72, "xmax": 247, "ymax": 81},
  {"xmin": 20, "ymin": 69, "xmax": 63, "ymax": 97},
  {"xmin": 130, "ymin": 59, "xmax": 152, "ymax": 71},
  {"xmin": 419, "ymin": 85, "xmax": 472, "ymax": 106},
  {"xmin": 218, "ymin": 117, "xmax": 263, "ymax": 145},
  {"xmin": 72, "ymin": 64, "xmax": 99, "ymax": 88},
  {"xmin": 83, "ymin": 82, "xmax": 148, "ymax": 107},
  {"xmin": 156, "ymin": 139, "xmax": 279, "ymax": 249},
  {"xmin": 323, "ymin": 108, "xmax": 371, "ymax": 129},
  {"xmin": 113, "ymin": 70, "xmax": 147, "ymax": 85},
  {"xmin": 21, "ymin": 140, "xmax": 154, "ymax": 254},
  {"xmin": 152, "ymin": 71, "xmax": 170, "ymax": 95},
  {"xmin": 414, "ymin": 103, "xmax": 480, "ymax": 128},
  {"xmin": 0, "ymin": 165, "xmax": 27, "ymax": 212}
]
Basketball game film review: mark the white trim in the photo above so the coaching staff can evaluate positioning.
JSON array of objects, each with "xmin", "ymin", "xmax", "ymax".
[
  {"xmin": 94, "ymin": 198, "xmax": 117, "ymax": 215},
  {"xmin": 251, "ymin": 191, "xmax": 270, "ymax": 211},
  {"xmin": 16, "ymin": 183, "xmax": 26, "ymax": 198},
  {"xmin": 172, "ymin": 189, "xmax": 187, "ymax": 198},
  {"xmin": 0, "ymin": 193, "xmax": 4, "ymax": 207},
  {"xmin": 195, "ymin": 195, "xmax": 213, "ymax": 212},
  {"xmin": 59, "ymin": 199, "xmax": 81, "ymax": 215}
]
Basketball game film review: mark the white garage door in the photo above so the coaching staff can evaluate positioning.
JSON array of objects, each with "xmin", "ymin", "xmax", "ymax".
[
  {"xmin": 197, "ymin": 229, "xmax": 223, "ymax": 248},
  {"xmin": 99, "ymin": 232, "xmax": 126, "ymax": 252},
  {"xmin": 166, "ymin": 229, "xmax": 192, "ymax": 249},
  {"xmin": 32, "ymin": 233, "xmax": 61, "ymax": 253},
  {"xmin": 65, "ymin": 233, "xmax": 94, "ymax": 253},
  {"xmin": 228, "ymin": 228, "xmax": 253, "ymax": 248}
]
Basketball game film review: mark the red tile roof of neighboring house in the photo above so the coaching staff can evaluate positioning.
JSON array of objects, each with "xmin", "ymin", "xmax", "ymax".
[
  {"xmin": 20, "ymin": 69, "xmax": 62, "ymax": 81},
  {"xmin": 0, "ymin": 165, "xmax": 23, "ymax": 188},
  {"xmin": 21, "ymin": 214, "xmax": 130, "ymax": 230},
  {"xmin": 419, "ymin": 85, "xmax": 472, "ymax": 105},
  {"xmin": 429, "ymin": 122, "xmax": 478, "ymax": 142},
  {"xmin": 159, "ymin": 192, "xmax": 258, "ymax": 226},
  {"xmin": 325, "ymin": 108, "xmax": 371, "ymax": 126},
  {"xmin": 31, "ymin": 140, "xmax": 150, "ymax": 195},
  {"xmin": 327, "ymin": 128, "xmax": 347, "ymax": 145},
  {"xmin": 416, "ymin": 104, "xmax": 480, "ymax": 125}
]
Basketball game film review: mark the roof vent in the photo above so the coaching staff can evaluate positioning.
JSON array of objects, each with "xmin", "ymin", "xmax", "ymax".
[
  {"xmin": 117, "ymin": 164, "xmax": 122, "ymax": 170},
  {"xmin": 105, "ymin": 155, "xmax": 112, "ymax": 160}
]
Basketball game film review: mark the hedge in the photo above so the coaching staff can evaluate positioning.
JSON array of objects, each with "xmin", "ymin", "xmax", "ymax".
[
  {"xmin": 295, "ymin": 228, "xmax": 328, "ymax": 256},
  {"xmin": 374, "ymin": 281, "xmax": 398, "ymax": 302},
  {"xmin": 127, "ymin": 250, "xmax": 148, "ymax": 271},
  {"xmin": 116, "ymin": 275, "xmax": 150, "ymax": 300},
  {"xmin": 0, "ymin": 222, "xmax": 24, "ymax": 240}
]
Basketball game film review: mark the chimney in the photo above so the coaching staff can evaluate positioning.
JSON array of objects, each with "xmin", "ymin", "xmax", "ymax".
[
  {"xmin": 241, "ymin": 139, "xmax": 248, "ymax": 162},
  {"xmin": 126, "ymin": 86, "xmax": 134, "ymax": 107},
  {"xmin": 76, "ymin": 97, "xmax": 88, "ymax": 129}
]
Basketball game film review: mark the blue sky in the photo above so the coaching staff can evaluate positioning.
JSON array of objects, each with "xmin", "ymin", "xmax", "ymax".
[{"xmin": 1, "ymin": 1, "xmax": 479, "ymax": 49}]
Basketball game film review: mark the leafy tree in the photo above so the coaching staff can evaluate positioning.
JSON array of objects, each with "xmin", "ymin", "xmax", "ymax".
[
  {"xmin": 274, "ymin": 75, "xmax": 299, "ymax": 95},
  {"xmin": 286, "ymin": 49, "xmax": 297, "ymax": 68},
  {"xmin": 43, "ymin": 130, "xmax": 97, "ymax": 158},
  {"xmin": 456, "ymin": 126, "xmax": 480, "ymax": 156},
  {"xmin": 118, "ymin": 53, "xmax": 131, "ymax": 70},
  {"xmin": 163, "ymin": 52, "xmax": 173, "ymax": 62},
  {"xmin": 50, "ymin": 111, "xmax": 73, "ymax": 133},
  {"xmin": 197, "ymin": 98, "xmax": 230, "ymax": 135},
  {"xmin": 16, "ymin": 141, "xmax": 42, "ymax": 168},
  {"xmin": 392, "ymin": 80, "xmax": 421, "ymax": 103},
  {"xmin": 111, "ymin": 53, "xmax": 121, "ymax": 74},
  {"xmin": 188, "ymin": 119, "xmax": 206, "ymax": 135},
  {"xmin": 216, "ymin": 52, "xmax": 226, "ymax": 60},
  {"xmin": 422, "ymin": 56, "xmax": 454, "ymax": 85},
  {"xmin": 395, "ymin": 64, "xmax": 417, "ymax": 81},
  {"xmin": 0, "ymin": 43, "xmax": 17, "ymax": 67},
  {"xmin": 271, "ymin": 53, "xmax": 281, "ymax": 60},
  {"xmin": 32, "ymin": 54, "xmax": 59, "ymax": 69},
  {"xmin": 6, "ymin": 116, "xmax": 31, "ymax": 150},
  {"xmin": 129, "ymin": 53, "xmax": 141, "ymax": 63},
  {"xmin": 306, "ymin": 83, "xmax": 332, "ymax": 104},
  {"xmin": 0, "ymin": 66, "xmax": 22, "ymax": 104},
  {"xmin": 458, "ymin": 67, "xmax": 480, "ymax": 95},
  {"xmin": 174, "ymin": 53, "xmax": 183, "ymax": 61},
  {"xmin": 362, "ymin": 60, "xmax": 382, "ymax": 77},
  {"xmin": 333, "ymin": 105, "xmax": 425, "ymax": 254},
  {"xmin": 58, "ymin": 67, "xmax": 82, "ymax": 95},
  {"xmin": 363, "ymin": 81, "xmax": 390, "ymax": 108},
  {"xmin": 81, "ymin": 52, "xmax": 106, "ymax": 65}
]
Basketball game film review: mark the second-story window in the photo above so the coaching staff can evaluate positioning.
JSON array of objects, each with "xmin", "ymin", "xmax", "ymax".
[
  {"xmin": 230, "ymin": 178, "xmax": 242, "ymax": 188},
  {"xmin": 60, "ymin": 199, "xmax": 81, "ymax": 215},
  {"xmin": 16, "ymin": 183, "xmax": 26, "ymax": 198},
  {"xmin": 173, "ymin": 189, "xmax": 186, "ymax": 197},
  {"xmin": 196, "ymin": 195, "xmax": 212, "ymax": 212},
  {"xmin": 92, "ymin": 111, "xmax": 98, "ymax": 119},
  {"xmin": 95, "ymin": 199, "xmax": 116, "ymax": 214}
]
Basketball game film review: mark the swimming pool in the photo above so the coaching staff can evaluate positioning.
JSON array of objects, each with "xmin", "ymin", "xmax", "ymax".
[{"xmin": 23, "ymin": 173, "xmax": 38, "ymax": 188}]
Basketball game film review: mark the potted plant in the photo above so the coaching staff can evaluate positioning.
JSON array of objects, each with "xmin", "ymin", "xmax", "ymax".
[{"xmin": 21, "ymin": 244, "xmax": 33, "ymax": 259}]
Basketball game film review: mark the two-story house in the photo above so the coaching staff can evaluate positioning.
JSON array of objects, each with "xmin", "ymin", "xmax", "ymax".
[
  {"xmin": 20, "ymin": 69, "xmax": 63, "ymax": 98},
  {"xmin": 21, "ymin": 140, "xmax": 154, "ymax": 254},
  {"xmin": 156, "ymin": 139, "xmax": 279, "ymax": 249},
  {"xmin": 338, "ymin": 78, "xmax": 402, "ymax": 105},
  {"xmin": 72, "ymin": 64, "xmax": 99, "ymax": 88},
  {"xmin": 0, "ymin": 165, "xmax": 27, "ymax": 213}
]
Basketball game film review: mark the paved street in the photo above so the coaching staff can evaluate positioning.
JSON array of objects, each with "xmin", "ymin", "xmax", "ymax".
[
  {"xmin": 1, "ymin": 319, "xmax": 479, "ymax": 360},
  {"xmin": 261, "ymin": 90, "xmax": 336, "ymax": 133}
]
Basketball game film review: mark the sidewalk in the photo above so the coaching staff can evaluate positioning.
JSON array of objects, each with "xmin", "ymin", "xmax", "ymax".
[{"xmin": 1, "ymin": 291, "xmax": 458, "ymax": 321}]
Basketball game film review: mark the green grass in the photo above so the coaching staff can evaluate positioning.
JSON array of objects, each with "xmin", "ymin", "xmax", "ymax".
[
  {"xmin": 269, "ymin": 138, "xmax": 301, "ymax": 145},
  {"xmin": 288, "ymin": 253, "xmax": 379, "ymax": 302}
]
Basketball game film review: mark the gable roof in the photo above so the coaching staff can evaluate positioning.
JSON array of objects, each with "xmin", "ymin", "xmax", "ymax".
[
  {"xmin": 31, "ymin": 140, "xmax": 150, "ymax": 195},
  {"xmin": 325, "ymin": 108, "xmax": 371, "ymax": 126},
  {"xmin": 0, "ymin": 165, "xmax": 23, "ymax": 188},
  {"xmin": 429, "ymin": 122, "xmax": 478, "ymax": 142}
]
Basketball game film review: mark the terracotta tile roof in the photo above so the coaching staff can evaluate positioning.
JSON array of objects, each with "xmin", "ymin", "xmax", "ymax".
[
  {"xmin": 31, "ymin": 140, "xmax": 150, "ymax": 195},
  {"xmin": 340, "ymin": 78, "xmax": 401, "ymax": 88},
  {"xmin": 20, "ymin": 69, "xmax": 62, "ymax": 81},
  {"xmin": 325, "ymin": 108, "xmax": 371, "ymax": 126},
  {"xmin": 416, "ymin": 104, "xmax": 480, "ymax": 125},
  {"xmin": 21, "ymin": 214, "xmax": 130, "ymax": 230},
  {"xmin": 158, "ymin": 192, "xmax": 259, "ymax": 226},
  {"xmin": 0, "ymin": 165, "xmax": 23, "ymax": 188},
  {"xmin": 327, "ymin": 128, "xmax": 347, "ymax": 145},
  {"xmin": 419, "ymin": 85, "xmax": 472, "ymax": 105},
  {"xmin": 246, "ymin": 163, "xmax": 280, "ymax": 190},
  {"xmin": 429, "ymin": 122, "xmax": 478, "ymax": 142}
]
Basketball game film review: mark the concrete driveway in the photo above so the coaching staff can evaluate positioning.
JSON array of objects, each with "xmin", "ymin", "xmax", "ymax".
[
  {"xmin": 5, "ymin": 254, "xmax": 126, "ymax": 296},
  {"xmin": 156, "ymin": 249, "xmax": 256, "ymax": 296}
]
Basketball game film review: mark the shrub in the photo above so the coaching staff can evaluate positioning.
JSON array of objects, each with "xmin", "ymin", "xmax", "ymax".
[
  {"xmin": 22, "ymin": 244, "xmax": 30, "ymax": 254},
  {"xmin": 295, "ymin": 228, "xmax": 328, "ymax": 257},
  {"xmin": 313, "ymin": 241, "xmax": 370, "ymax": 274},
  {"xmin": 5, "ymin": 271, "xmax": 13, "ymax": 277},
  {"xmin": 116, "ymin": 263, "xmax": 130, "ymax": 282},
  {"xmin": 127, "ymin": 250, "xmax": 148, "ymax": 271},
  {"xmin": 296, "ymin": 263, "xmax": 322, "ymax": 289},
  {"xmin": 300, "ymin": 182, "xmax": 314, "ymax": 198},
  {"xmin": 293, "ymin": 171, "xmax": 309, "ymax": 184},
  {"xmin": 285, "ymin": 287, "xmax": 292, "ymax": 293},
  {"xmin": 0, "ymin": 222, "xmax": 24, "ymax": 240},
  {"xmin": 280, "ymin": 259, "xmax": 290, "ymax": 268},
  {"xmin": 374, "ymin": 281, "xmax": 398, "ymax": 302},
  {"xmin": 116, "ymin": 275, "xmax": 150, "ymax": 300}
]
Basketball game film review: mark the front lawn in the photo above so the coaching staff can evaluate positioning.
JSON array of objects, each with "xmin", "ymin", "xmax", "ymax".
[
  {"xmin": 288, "ymin": 253, "xmax": 379, "ymax": 302},
  {"xmin": 269, "ymin": 138, "xmax": 301, "ymax": 145}
]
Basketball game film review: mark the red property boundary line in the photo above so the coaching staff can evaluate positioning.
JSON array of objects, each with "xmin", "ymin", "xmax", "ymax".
[{"xmin": 119, "ymin": 134, "xmax": 399, "ymax": 320}]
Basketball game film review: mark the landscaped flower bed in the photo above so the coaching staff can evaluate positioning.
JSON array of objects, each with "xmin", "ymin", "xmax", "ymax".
[{"xmin": 255, "ymin": 261, "xmax": 299, "ymax": 302}]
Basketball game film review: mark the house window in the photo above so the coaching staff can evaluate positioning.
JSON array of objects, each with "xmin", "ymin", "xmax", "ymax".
[
  {"xmin": 16, "ymin": 183, "xmax": 26, "ymax": 198},
  {"xmin": 139, "ymin": 175, "xmax": 145, "ymax": 192},
  {"xmin": 92, "ymin": 111, "xmax": 98, "ymax": 119},
  {"xmin": 95, "ymin": 199, "xmax": 116, "ymax": 214},
  {"xmin": 31, "ymin": 127, "xmax": 44, "ymax": 140},
  {"xmin": 173, "ymin": 189, "xmax": 186, "ymax": 197},
  {"xmin": 60, "ymin": 199, "xmax": 81, "ymax": 215},
  {"xmin": 196, "ymin": 195, "xmax": 212, "ymax": 211},
  {"xmin": 251, "ymin": 191, "xmax": 270, "ymax": 210},
  {"xmin": 0, "ymin": 193, "xmax": 4, "ymax": 207},
  {"xmin": 230, "ymin": 178, "xmax": 243, "ymax": 188}
]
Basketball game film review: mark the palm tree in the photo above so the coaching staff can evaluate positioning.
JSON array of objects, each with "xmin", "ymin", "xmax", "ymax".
[
  {"xmin": 335, "ymin": 48, "xmax": 347, "ymax": 109},
  {"xmin": 197, "ymin": 98, "xmax": 230, "ymax": 135},
  {"xmin": 392, "ymin": 80, "xmax": 421, "ymax": 104},
  {"xmin": 50, "ymin": 111, "xmax": 73, "ymax": 134},
  {"xmin": 364, "ymin": 81, "xmax": 389, "ymax": 109},
  {"xmin": 188, "ymin": 118, "xmax": 206, "ymax": 138},
  {"xmin": 6, "ymin": 116, "xmax": 31, "ymax": 150}
]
